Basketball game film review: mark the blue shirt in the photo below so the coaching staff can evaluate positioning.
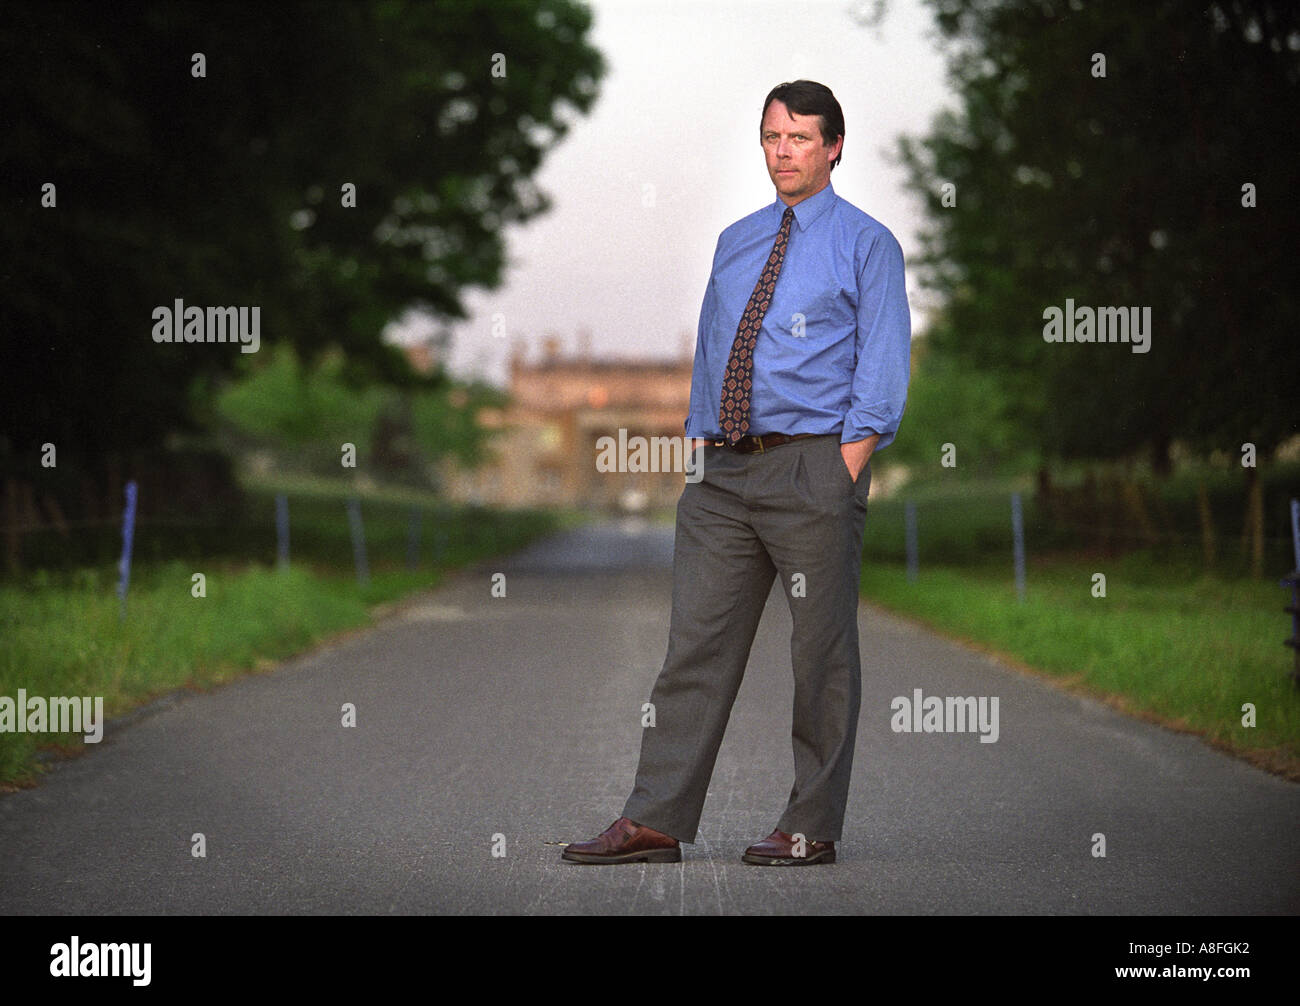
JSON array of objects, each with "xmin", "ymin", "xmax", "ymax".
[{"xmin": 685, "ymin": 181, "xmax": 911, "ymax": 449}]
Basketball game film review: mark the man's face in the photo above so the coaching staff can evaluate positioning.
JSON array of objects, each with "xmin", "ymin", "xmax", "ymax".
[{"xmin": 760, "ymin": 99, "xmax": 842, "ymax": 206}]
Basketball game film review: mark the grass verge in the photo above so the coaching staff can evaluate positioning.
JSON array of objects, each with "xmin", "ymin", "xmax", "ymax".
[
  {"xmin": 0, "ymin": 502, "xmax": 567, "ymax": 788},
  {"xmin": 859, "ymin": 557, "xmax": 1300, "ymax": 779}
]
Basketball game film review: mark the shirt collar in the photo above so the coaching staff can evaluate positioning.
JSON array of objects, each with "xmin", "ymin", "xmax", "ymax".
[{"xmin": 772, "ymin": 180, "xmax": 837, "ymax": 230}]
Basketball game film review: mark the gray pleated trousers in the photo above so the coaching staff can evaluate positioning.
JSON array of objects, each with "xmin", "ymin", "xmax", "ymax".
[{"xmin": 621, "ymin": 433, "xmax": 870, "ymax": 844}]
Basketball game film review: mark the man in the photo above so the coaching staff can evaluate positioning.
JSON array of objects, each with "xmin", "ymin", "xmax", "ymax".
[{"xmin": 564, "ymin": 80, "xmax": 911, "ymax": 866}]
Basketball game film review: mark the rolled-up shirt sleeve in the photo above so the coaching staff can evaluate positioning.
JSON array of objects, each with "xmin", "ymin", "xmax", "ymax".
[
  {"xmin": 843, "ymin": 229, "xmax": 911, "ymax": 449},
  {"xmin": 685, "ymin": 239, "xmax": 723, "ymax": 439}
]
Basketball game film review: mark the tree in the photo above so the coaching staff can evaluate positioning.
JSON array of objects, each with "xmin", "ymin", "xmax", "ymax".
[
  {"xmin": 0, "ymin": 0, "xmax": 605, "ymax": 475},
  {"xmin": 897, "ymin": 0, "xmax": 1299, "ymax": 471}
]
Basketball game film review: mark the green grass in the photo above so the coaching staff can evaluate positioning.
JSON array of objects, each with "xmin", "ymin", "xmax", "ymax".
[
  {"xmin": 0, "ymin": 494, "xmax": 567, "ymax": 787},
  {"xmin": 855, "ymin": 480, "xmax": 1300, "ymax": 776}
]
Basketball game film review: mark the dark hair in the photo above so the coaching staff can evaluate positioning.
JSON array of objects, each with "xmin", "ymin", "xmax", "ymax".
[{"xmin": 761, "ymin": 80, "xmax": 844, "ymax": 169}]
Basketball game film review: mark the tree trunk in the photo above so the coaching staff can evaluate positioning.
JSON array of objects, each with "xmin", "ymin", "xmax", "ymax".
[
  {"xmin": 1122, "ymin": 479, "xmax": 1158, "ymax": 547},
  {"xmin": 41, "ymin": 493, "xmax": 69, "ymax": 536},
  {"xmin": 1150, "ymin": 433, "xmax": 1173, "ymax": 478},
  {"xmin": 1243, "ymin": 465, "xmax": 1264, "ymax": 579},
  {"xmin": 1196, "ymin": 482, "xmax": 1216, "ymax": 570},
  {"xmin": 1036, "ymin": 464, "xmax": 1054, "ymax": 524},
  {"xmin": 3, "ymin": 478, "xmax": 20, "ymax": 576}
]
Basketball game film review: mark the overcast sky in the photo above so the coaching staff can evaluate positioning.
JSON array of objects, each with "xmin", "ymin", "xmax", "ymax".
[{"xmin": 399, "ymin": 0, "xmax": 954, "ymax": 385}]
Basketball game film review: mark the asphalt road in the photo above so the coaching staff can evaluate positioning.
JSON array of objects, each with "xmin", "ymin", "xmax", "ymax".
[{"xmin": 2, "ymin": 519, "xmax": 1297, "ymax": 915}]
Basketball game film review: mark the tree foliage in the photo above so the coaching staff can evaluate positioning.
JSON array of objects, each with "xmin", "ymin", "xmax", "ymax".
[
  {"xmin": 1, "ymin": 0, "xmax": 604, "ymax": 469},
  {"xmin": 887, "ymin": 337, "xmax": 1036, "ymax": 474},
  {"xmin": 214, "ymin": 344, "xmax": 502, "ymax": 482},
  {"xmin": 898, "ymin": 0, "xmax": 1299, "ymax": 470}
]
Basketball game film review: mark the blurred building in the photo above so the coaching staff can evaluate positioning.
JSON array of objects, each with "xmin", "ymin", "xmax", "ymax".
[{"xmin": 440, "ymin": 336, "xmax": 696, "ymax": 511}]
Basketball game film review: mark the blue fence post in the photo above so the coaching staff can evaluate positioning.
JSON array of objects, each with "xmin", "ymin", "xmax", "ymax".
[
  {"xmin": 346, "ymin": 497, "xmax": 369, "ymax": 587},
  {"xmin": 905, "ymin": 500, "xmax": 919, "ymax": 583},
  {"xmin": 406, "ymin": 505, "xmax": 422, "ymax": 570},
  {"xmin": 432, "ymin": 527, "xmax": 448, "ymax": 565},
  {"xmin": 275, "ymin": 493, "xmax": 290, "ymax": 570},
  {"xmin": 1285, "ymin": 499, "xmax": 1300, "ymax": 688},
  {"xmin": 1290, "ymin": 499, "xmax": 1300, "ymax": 572},
  {"xmin": 1011, "ymin": 491, "xmax": 1026, "ymax": 603},
  {"xmin": 116, "ymin": 480, "xmax": 138, "ymax": 622}
]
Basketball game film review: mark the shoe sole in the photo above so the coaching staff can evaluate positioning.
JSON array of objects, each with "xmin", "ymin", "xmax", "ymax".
[
  {"xmin": 561, "ymin": 848, "xmax": 682, "ymax": 865},
  {"xmin": 741, "ymin": 849, "xmax": 836, "ymax": 866}
]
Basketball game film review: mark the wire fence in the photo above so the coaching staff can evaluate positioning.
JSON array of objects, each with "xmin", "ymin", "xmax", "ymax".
[{"xmin": 0, "ymin": 482, "xmax": 547, "ymax": 585}]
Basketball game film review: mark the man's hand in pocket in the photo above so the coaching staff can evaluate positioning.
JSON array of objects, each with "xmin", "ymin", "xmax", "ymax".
[{"xmin": 840, "ymin": 434, "xmax": 880, "ymax": 483}]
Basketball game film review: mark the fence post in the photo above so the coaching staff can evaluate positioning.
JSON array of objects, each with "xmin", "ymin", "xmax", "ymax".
[
  {"xmin": 406, "ymin": 505, "xmax": 422, "ymax": 570},
  {"xmin": 1011, "ymin": 491, "xmax": 1026, "ymax": 603},
  {"xmin": 1285, "ymin": 499, "xmax": 1300, "ymax": 688},
  {"xmin": 346, "ymin": 497, "xmax": 369, "ymax": 587},
  {"xmin": 116, "ymin": 480, "xmax": 138, "ymax": 622},
  {"xmin": 1290, "ymin": 499, "xmax": 1300, "ymax": 572},
  {"xmin": 275, "ymin": 493, "xmax": 290, "ymax": 570},
  {"xmin": 905, "ymin": 500, "xmax": 918, "ymax": 583}
]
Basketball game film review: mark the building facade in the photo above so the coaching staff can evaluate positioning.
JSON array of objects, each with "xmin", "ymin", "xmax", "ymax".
[{"xmin": 441, "ymin": 337, "xmax": 696, "ymax": 511}]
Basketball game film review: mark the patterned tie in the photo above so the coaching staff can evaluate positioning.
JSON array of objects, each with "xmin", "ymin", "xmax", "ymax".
[{"xmin": 718, "ymin": 205, "xmax": 795, "ymax": 445}]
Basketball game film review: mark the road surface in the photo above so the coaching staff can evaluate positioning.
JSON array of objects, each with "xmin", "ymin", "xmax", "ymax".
[{"xmin": 2, "ymin": 520, "xmax": 1296, "ymax": 914}]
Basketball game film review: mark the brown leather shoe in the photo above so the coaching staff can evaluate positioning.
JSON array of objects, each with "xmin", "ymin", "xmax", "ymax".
[
  {"xmin": 561, "ymin": 816, "xmax": 682, "ymax": 864},
  {"xmin": 742, "ymin": 828, "xmax": 836, "ymax": 865}
]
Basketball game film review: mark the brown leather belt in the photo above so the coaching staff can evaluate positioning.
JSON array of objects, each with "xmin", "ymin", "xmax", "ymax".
[{"xmin": 713, "ymin": 432, "xmax": 819, "ymax": 454}]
